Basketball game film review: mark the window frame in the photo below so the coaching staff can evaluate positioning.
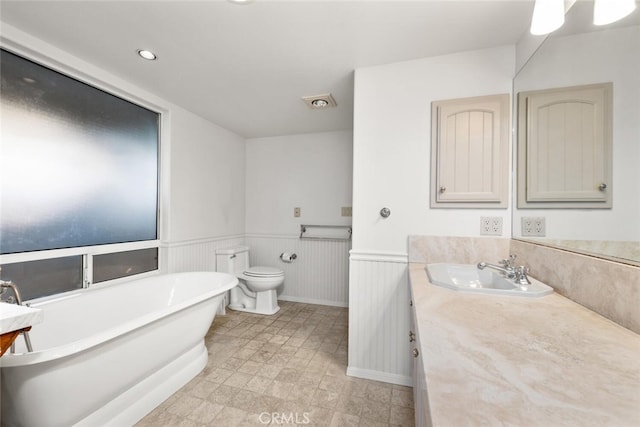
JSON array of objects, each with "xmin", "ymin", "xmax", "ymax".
[{"xmin": 0, "ymin": 42, "xmax": 168, "ymax": 302}]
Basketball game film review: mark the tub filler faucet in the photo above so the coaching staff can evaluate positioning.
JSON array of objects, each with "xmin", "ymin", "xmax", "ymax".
[
  {"xmin": 477, "ymin": 255, "xmax": 531, "ymax": 287},
  {"xmin": 0, "ymin": 280, "xmax": 34, "ymax": 353}
]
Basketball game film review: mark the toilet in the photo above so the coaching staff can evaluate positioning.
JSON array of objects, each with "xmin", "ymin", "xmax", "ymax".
[{"xmin": 215, "ymin": 246, "xmax": 284, "ymax": 315}]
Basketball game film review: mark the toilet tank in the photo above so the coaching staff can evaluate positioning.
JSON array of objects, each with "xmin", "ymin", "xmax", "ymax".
[{"xmin": 216, "ymin": 246, "xmax": 250, "ymax": 275}]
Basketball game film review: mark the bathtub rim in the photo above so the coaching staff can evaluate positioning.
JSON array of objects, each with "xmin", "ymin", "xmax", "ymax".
[{"xmin": 0, "ymin": 271, "xmax": 237, "ymax": 367}]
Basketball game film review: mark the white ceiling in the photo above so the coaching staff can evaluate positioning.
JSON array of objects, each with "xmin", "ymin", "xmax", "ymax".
[{"xmin": 0, "ymin": 0, "xmax": 536, "ymax": 138}]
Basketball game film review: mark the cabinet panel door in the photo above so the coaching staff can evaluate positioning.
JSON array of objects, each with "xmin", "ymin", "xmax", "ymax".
[
  {"xmin": 518, "ymin": 83, "xmax": 612, "ymax": 208},
  {"xmin": 431, "ymin": 94, "xmax": 509, "ymax": 208}
]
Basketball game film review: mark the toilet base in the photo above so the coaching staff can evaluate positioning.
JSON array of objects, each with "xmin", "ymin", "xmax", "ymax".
[{"xmin": 228, "ymin": 288, "xmax": 280, "ymax": 315}]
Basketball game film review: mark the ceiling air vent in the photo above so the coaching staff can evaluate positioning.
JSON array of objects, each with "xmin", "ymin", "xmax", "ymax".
[{"xmin": 302, "ymin": 93, "xmax": 337, "ymax": 110}]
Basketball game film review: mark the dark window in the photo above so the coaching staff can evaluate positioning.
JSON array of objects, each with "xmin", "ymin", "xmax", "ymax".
[
  {"xmin": 0, "ymin": 256, "xmax": 83, "ymax": 301},
  {"xmin": 93, "ymin": 248, "xmax": 159, "ymax": 284}
]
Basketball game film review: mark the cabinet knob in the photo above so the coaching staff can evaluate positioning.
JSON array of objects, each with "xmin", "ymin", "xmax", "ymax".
[
  {"xmin": 379, "ymin": 207, "xmax": 391, "ymax": 218},
  {"xmin": 409, "ymin": 331, "xmax": 415, "ymax": 342},
  {"xmin": 598, "ymin": 183, "xmax": 607, "ymax": 191},
  {"xmin": 439, "ymin": 186, "xmax": 447, "ymax": 193},
  {"xmin": 409, "ymin": 300, "xmax": 413, "ymax": 307},
  {"xmin": 412, "ymin": 348, "xmax": 420, "ymax": 358}
]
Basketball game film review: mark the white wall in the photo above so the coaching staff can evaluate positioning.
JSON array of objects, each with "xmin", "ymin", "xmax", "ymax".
[
  {"xmin": 168, "ymin": 107, "xmax": 245, "ymax": 242},
  {"xmin": 349, "ymin": 45, "xmax": 515, "ymax": 385},
  {"xmin": 245, "ymin": 131, "xmax": 353, "ymax": 306},
  {"xmin": 245, "ymin": 130, "xmax": 353, "ymax": 235},
  {"xmin": 513, "ymin": 26, "xmax": 640, "ymax": 242},
  {"xmin": 352, "ymin": 45, "xmax": 515, "ymax": 255}
]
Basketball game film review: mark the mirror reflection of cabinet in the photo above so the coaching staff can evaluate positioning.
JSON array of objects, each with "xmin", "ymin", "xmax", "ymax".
[
  {"xmin": 517, "ymin": 83, "xmax": 613, "ymax": 208},
  {"xmin": 431, "ymin": 94, "xmax": 509, "ymax": 208}
]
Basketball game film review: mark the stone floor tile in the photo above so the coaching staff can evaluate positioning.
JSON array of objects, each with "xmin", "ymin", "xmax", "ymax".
[
  {"xmin": 264, "ymin": 380, "xmax": 292, "ymax": 400},
  {"xmin": 390, "ymin": 405, "xmax": 415, "ymax": 426},
  {"xmin": 224, "ymin": 371, "xmax": 254, "ymax": 388},
  {"xmin": 257, "ymin": 363, "xmax": 283, "ymax": 379},
  {"xmin": 237, "ymin": 360, "xmax": 264, "ymax": 375},
  {"xmin": 137, "ymin": 303, "xmax": 414, "ymax": 427},
  {"xmin": 212, "ymin": 406, "xmax": 247, "ymax": 427},
  {"xmin": 206, "ymin": 384, "xmax": 241, "ymax": 406},
  {"xmin": 244, "ymin": 375, "xmax": 273, "ymax": 394},
  {"xmin": 329, "ymin": 411, "xmax": 360, "ymax": 427},
  {"xmin": 205, "ymin": 367, "xmax": 235, "ymax": 383},
  {"xmin": 391, "ymin": 388, "xmax": 414, "ymax": 409},
  {"xmin": 186, "ymin": 400, "xmax": 224, "ymax": 424}
]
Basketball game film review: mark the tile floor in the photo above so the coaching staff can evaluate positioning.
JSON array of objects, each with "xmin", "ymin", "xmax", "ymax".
[{"xmin": 136, "ymin": 301, "xmax": 414, "ymax": 427}]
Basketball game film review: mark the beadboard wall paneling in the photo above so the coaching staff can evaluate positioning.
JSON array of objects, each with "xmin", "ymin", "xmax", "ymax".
[
  {"xmin": 246, "ymin": 235, "xmax": 351, "ymax": 307},
  {"xmin": 347, "ymin": 252, "xmax": 412, "ymax": 386},
  {"xmin": 164, "ymin": 236, "xmax": 245, "ymax": 273}
]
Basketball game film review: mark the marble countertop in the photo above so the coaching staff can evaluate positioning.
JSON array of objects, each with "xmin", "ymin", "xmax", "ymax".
[
  {"xmin": 0, "ymin": 302, "xmax": 43, "ymax": 334},
  {"xmin": 409, "ymin": 263, "xmax": 640, "ymax": 426}
]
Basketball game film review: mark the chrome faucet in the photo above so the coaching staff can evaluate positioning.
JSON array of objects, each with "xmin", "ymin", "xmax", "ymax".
[
  {"xmin": 477, "ymin": 254, "xmax": 517, "ymax": 278},
  {"xmin": 1, "ymin": 280, "xmax": 24, "ymax": 304},
  {"xmin": 477, "ymin": 255, "xmax": 531, "ymax": 287}
]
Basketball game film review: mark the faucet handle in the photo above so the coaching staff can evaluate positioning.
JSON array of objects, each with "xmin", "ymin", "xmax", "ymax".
[
  {"xmin": 514, "ymin": 266, "xmax": 531, "ymax": 285},
  {"xmin": 500, "ymin": 255, "xmax": 516, "ymax": 269}
]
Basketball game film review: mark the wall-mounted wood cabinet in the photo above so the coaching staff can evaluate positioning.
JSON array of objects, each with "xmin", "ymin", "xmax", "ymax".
[
  {"xmin": 517, "ymin": 83, "xmax": 612, "ymax": 208},
  {"xmin": 430, "ymin": 94, "xmax": 509, "ymax": 208}
]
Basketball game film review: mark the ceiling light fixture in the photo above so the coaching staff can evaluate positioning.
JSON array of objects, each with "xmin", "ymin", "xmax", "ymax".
[
  {"xmin": 311, "ymin": 99, "xmax": 329, "ymax": 108},
  {"xmin": 137, "ymin": 49, "xmax": 157, "ymax": 61},
  {"xmin": 227, "ymin": 0, "xmax": 254, "ymax": 4},
  {"xmin": 302, "ymin": 93, "xmax": 337, "ymax": 110},
  {"xmin": 594, "ymin": 0, "xmax": 636, "ymax": 25},
  {"xmin": 530, "ymin": 0, "xmax": 565, "ymax": 35}
]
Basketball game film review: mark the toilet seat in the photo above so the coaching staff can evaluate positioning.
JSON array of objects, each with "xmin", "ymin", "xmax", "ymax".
[{"xmin": 243, "ymin": 266, "xmax": 284, "ymax": 278}]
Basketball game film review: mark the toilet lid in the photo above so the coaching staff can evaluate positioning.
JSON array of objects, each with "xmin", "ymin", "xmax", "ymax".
[{"xmin": 243, "ymin": 266, "xmax": 284, "ymax": 277}]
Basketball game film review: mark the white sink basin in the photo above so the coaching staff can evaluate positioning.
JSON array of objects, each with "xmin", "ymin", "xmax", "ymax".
[{"xmin": 425, "ymin": 263, "xmax": 553, "ymax": 297}]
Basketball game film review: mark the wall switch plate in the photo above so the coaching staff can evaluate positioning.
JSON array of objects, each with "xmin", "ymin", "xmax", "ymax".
[
  {"xmin": 341, "ymin": 206, "xmax": 352, "ymax": 217},
  {"xmin": 522, "ymin": 217, "xmax": 546, "ymax": 236},
  {"xmin": 480, "ymin": 216, "xmax": 503, "ymax": 236},
  {"xmin": 294, "ymin": 207, "xmax": 301, "ymax": 218}
]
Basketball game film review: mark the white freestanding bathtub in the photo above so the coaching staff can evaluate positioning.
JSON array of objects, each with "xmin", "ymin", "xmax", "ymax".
[{"xmin": 0, "ymin": 271, "xmax": 237, "ymax": 427}]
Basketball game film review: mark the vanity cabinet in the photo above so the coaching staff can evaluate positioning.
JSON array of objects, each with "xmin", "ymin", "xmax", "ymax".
[
  {"xmin": 517, "ymin": 83, "xmax": 612, "ymax": 208},
  {"xmin": 430, "ymin": 94, "xmax": 510, "ymax": 208},
  {"xmin": 409, "ymin": 298, "xmax": 432, "ymax": 427}
]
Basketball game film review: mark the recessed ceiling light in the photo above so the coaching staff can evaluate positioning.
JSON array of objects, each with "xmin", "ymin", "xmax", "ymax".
[
  {"xmin": 228, "ymin": 0, "xmax": 254, "ymax": 4},
  {"xmin": 137, "ymin": 49, "xmax": 157, "ymax": 61},
  {"xmin": 302, "ymin": 93, "xmax": 337, "ymax": 110},
  {"xmin": 311, "ymin": 99, "xmax": 329, "ymax": 108}
]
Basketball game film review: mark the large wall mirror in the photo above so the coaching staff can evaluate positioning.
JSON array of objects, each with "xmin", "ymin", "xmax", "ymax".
[{"xmin": 513, "ymin": 1, "xmax": 640, "ymax": 266}]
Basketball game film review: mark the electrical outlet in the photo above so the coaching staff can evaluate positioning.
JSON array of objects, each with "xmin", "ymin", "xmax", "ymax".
[
  {"xmin": 294, "ymin": 207, "xmax": 301, "ymax": 218},
  {"xmin": 522, "ymin": 217, "xmax": 546, "ymax": 236},
  {"xmin": 341, "ymin": 206, "xmax": 352, "ymax": 217},
  {"xmin": 480, "ymin": 216, "xmax": 502, "ymax": 236}
]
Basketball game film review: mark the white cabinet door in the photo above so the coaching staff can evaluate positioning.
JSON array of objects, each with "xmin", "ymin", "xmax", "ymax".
[
  {"xmin": 518, "ymin": 83, "xmax": 612, "ymax": 208},
  {"xmin": 431, "ymin": 94, "xmax": 509, "ymax": 208}
]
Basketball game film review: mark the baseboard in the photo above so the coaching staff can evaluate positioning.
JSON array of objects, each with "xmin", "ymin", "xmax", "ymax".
[
  {"xmin": 278, "ymin": 295, "xmax": 348, "ymax": 308},
  {"xmin": 346, "ymin": 366, "xmax": 413, "ymax": 387}
]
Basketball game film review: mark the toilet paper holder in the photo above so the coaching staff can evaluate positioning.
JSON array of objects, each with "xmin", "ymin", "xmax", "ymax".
[{"xmin": 280, "ymin": 252, "xmax": 297, "ymax": 262}]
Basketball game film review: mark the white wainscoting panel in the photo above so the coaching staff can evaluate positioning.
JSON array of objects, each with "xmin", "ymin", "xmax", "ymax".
[
  {"xmin": 347, "ymin": 251, "xmax": 412, "ymax": 386},
  {"xmin": 246, "ymin": 235, "xmax": 351, "ymax": 307},
  {"xmin": 164, "ymin": 236, "xmax": 245, "ymax": 273}
]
